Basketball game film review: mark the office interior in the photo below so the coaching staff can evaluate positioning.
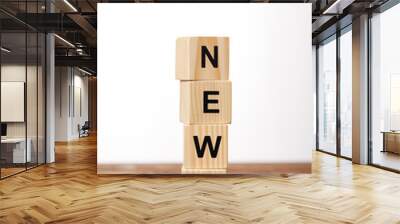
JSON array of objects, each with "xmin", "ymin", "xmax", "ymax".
[
  {"xmin": 0, "ymin": 0, "xmax": 97, "ymax": 179},
  {"xmin": 316, "ymin": 2, "xmax": 400, "ymax": 172},
  {"xmin": 0, "ymin": 0, "xmax": 399, "ymax": 222}
]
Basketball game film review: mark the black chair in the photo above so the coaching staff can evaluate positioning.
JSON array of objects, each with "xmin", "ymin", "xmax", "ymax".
[{"xmin": 79, "ymin": 121, "xmax": 90, "ymax": 138}]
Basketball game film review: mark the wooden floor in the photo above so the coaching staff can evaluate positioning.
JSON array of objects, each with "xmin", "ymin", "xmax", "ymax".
[
  {"xmin": 0, "ymin": 167, "xmax": 26, "ymax": 178},
  {"xmin": 1, "ymin": 135, "xmax": 400, "ymax": 223}
]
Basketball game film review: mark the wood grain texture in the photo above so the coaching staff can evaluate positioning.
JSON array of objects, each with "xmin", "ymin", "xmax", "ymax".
[
  {"xmin": 181, "ymin": 167, "xmax": 227, "ymax": 174},
  {"xmin": 2, "ymin": 135, "xmax": 400, "ymax": 224},
  {"xmin": 180, "ymin": 80, "xmax": 232, "ymax": 124},
  {"xmin": 183, "ymin": 124, "xmax": 228, "ymax": 170},
  {"xmin": 176, "ymin": 37, "xmax": 229, "ymax": 81},
  {"xmin": 98, "ymin": 163, "xmax": 311, "ymax": 175}
]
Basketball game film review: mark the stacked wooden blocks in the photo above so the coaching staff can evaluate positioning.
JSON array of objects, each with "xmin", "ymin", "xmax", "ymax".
[{"xmin": 176, "ymin": 37, "xmax": 231, "ymax": 174}]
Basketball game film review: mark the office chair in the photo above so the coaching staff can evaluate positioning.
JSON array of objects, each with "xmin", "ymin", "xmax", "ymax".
[{"xmin": 79, "ymin": 121, "xmax": 90, "ymax": 138}]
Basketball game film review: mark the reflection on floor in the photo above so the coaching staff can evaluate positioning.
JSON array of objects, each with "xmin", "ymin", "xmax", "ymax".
[
  {"xmin": 0, "ymin": 135, "xmax": 400, "ymax": 223},
  {"xmin": 373, "ymin": 150, "xmax": 400, "ymax": 171},
  {"xmin": 0, "ymin": 167, "xmax": 25, "ymax": 177},
  {"xmin": 341, "ymin": 147, "xmax": 352, "ymax": 158},
  {"xmin": 0, "ymin": 162, "xmax": 42, "ymax": 178}
]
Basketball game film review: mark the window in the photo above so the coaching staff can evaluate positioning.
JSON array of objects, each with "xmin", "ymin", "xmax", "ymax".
[
  {"xmin": 318, "ymin": 36, "xmax": 337, "ymax": 154},
  {"xmin": 370, "ymin": 3, "xmax": 400, "ymax": 171},
  {"xmin": 339, "ymin": 28, "xmax": 352, "ymax": 158},
  {"xmin": 316, "ymin": 25, "xmax": 353, "ymax": 159}
]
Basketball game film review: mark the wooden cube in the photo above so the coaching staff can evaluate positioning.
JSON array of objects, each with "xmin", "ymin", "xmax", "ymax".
[
  {"xmin": 176, "ymin": 37, "xmax": 229, "ymax": 81},
  {"xmin": 180, "ymin": 80, "xmax": 231, "ymax": 124},
  {"xmin": 182, "ymin": 124, "xmax": 228, "ymax": 170}
]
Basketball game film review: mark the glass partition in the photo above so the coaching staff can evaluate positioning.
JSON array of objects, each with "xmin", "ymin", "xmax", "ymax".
[
  {"xmin": 0, "ymin": 1, "xmax": 46, "ymax": 179},
  {"xmin": 27, "ymin": 31, "xmax": 38, "ymax": 169},
  {"xmin": 38, "ymin": 32, "xmax": 45, "ymax": 165},
  {"xmin": 0, "ymin": 31, "xmax": 28, "ymax": 177}
]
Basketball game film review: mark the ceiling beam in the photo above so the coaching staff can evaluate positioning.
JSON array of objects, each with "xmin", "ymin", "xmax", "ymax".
[
  {"xmin": 55, "ymin": 55, "xmax": 96, "ymax": 69},
  {"xmin": 67, "ymin": 13, "xmax": 97, "ymax": 39},
  {"xmin": 323, "ymin": 0, "xmax": 356, "ymax": 14}
]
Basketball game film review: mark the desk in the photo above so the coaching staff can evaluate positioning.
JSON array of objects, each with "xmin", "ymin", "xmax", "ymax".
[
  {"xmin": 382, "ymin": 131, "xmax": 400, "ymax": 154},
  {"xmin": 1, "ymin": 138, "xmax": 31, "ymax": 163}
]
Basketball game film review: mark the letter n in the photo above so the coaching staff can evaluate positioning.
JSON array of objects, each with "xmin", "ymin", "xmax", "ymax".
[{"xmin": 201, "ymin": 46, "xmax": 218, "ymax": 68}]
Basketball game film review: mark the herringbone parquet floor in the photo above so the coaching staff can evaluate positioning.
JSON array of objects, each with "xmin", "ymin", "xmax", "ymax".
[{"xmin": 1, "ymin": 134, "xmax": 400, "ymax": 223}]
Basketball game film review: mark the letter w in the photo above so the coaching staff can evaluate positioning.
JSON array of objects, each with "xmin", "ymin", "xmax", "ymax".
[{"xmin": 193, "ymin": 136, "xmax": 222, "ymax": 158}]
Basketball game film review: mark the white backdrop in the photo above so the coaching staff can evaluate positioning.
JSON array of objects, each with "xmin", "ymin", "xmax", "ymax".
[{"xmin": 98, "ymin": 3, "xmax": 313, "ymax": 165}]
